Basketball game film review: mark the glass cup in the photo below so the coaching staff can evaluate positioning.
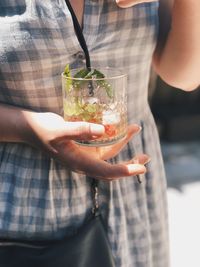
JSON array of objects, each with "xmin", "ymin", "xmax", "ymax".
[{"xmin": 62, "ymin": 67, "xmax": 128, "ymax": 146}]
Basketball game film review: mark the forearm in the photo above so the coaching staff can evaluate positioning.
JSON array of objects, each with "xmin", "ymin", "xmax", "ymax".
[
  {"xmin": 0, "ymin": 105, "xmax": 148, "ymax": 180},
  {"xmin": 153, "ymin": 0, "xmax": 200, "ymax": 91},
  {"xmin": 0, "ymin": 103, "xmax": 33, "ymax": 144}
]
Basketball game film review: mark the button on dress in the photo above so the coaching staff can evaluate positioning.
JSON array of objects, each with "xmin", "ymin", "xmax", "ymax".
[{"xmin": 0, "ymin": 1, "xmax": 169, "ymax": 266}]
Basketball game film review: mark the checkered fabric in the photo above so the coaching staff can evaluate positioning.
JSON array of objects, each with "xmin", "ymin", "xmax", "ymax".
[{"xmin": 0, "ymin": 0, "xmax": 169, "ymax": 266}]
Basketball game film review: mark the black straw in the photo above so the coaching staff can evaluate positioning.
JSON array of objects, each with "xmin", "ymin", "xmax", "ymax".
[{"xmin": 65, "ymin": 0, "xmax": 91, "ymax": 70}]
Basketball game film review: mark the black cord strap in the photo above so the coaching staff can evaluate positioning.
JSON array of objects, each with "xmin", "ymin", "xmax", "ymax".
[
  {"xmin": 91, "ymin": 179, "xmax": 99, "ymax": 216},
  {"xmin": 64, "ymin": 1, "xmax": 98, "ymax": 213},
  {"xmin": 65, "ymin": 0, "xmax": 91, "ymax": 69}
]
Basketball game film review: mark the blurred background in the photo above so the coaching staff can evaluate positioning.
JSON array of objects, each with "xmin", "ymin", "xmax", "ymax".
[{"xmin": 149, "ymin": 74, "xmax": 200, "ymax": 267}]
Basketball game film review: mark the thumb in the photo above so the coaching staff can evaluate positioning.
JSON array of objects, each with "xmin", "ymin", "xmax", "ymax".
[{"xmin": 63, "ymin": 121, "xmax": 105, "ymax": 140}]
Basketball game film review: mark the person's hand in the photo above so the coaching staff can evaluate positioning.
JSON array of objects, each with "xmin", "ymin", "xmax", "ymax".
[
  {"xmin": 116, "ymin": 0, "xmax": 158, "ymax": 8},
  {"xmin": 25, "ymin": 112, "xmax": 150, "ymax": 181}
]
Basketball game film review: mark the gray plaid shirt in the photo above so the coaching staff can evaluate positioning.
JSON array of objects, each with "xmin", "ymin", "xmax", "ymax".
[{"xmin": 0, "ymin": 1, "xmax": 169, "ymax": 266}]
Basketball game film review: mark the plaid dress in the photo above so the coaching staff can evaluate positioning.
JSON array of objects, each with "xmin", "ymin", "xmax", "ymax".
[{"xmin": 0, "ymin": 1, "xmax": 169, "ymax": 266}]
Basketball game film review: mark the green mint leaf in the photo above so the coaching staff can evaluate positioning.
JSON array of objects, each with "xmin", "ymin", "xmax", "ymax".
[
  {"xmin": 92, "ymin": 69, "xmax": 105, "ymax": 78},
  {"xmin": 63, "ymin": 66, "xmax": 114, "ymax": 99},
  {"xmin": 63, "ymin": 64, "xmax": 71, "ymax": 77},
  {"xmin": 74, "ymin": 69, "xmax": 90, "ymax": 78},
  {"xmin": 63, "ymin": 64, "xmax": 72, "ymax": 92},
  {"xmin": 73, "ymin": 69, "xmax": 90, "ymax": 88},
  {"xmin": 91, "ymin": 69, "xmax": 113, "ymax": 98},
  {"xmin": 97, "ymin": 80, "xmax": 114, "ymax": 98}
]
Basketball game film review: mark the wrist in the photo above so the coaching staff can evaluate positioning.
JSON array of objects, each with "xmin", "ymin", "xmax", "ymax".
[
  {"xmin": 0, "ymin": 104, "xmax": 41, "ymax": 147},
  {"xmin": 21, "ymin": 110, "xmax": 49, "ymax": 150}
]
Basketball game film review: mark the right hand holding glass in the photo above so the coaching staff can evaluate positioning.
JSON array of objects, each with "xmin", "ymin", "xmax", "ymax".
[{"xmin": 26, "ymin": 112, "xmax": 150, "ymax": 181}]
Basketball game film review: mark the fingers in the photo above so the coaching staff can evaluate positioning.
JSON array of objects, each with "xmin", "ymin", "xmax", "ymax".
[
  {"xmin": 52, "ymin": 124, "xmax": 150, "ymax": 182},
  {"xmin": 129, "ymin": 154, "xmax": 151, "ymax": 183},
  {"xmin": 102, "ymin": 162, "xmax": 147, "ymax": 181},
  {"xmin": 76, "ymin": 124, "xmax": 141, "ymax": 160},
  {"xmin": 82, "ymin": 160, "xmax": 147, "ymax": 182},
  {"xmin": 130, "ymin": 154, "xmax": 151, "ymax": 165},
  {"xmin": 99, "ymin": 154, "xmax": 151, "ymax": 181},
  {"xmin": 63, "ymin": 121, "xmax": 105, "ymax": 140},
  {"xmin": 63, "ymin": 142, "xmax": 148, "ymax": 181},
  {"xmin": 100, "ymin": 124, "xmax": 141, "ymax": 160}
]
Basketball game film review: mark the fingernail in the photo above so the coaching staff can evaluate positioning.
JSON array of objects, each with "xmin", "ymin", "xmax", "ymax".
[
  {"xmin": 144, "ymin": 157, "xmax": 151, "ymax": 165},
  {"xmin": 132, "ymin": 155, "xmax": 150, "ymax": 165},
  {"xmin": 139, "ymin": 154, "xmax": 151, "ymax": 165},
  {"xmin": 90, "ymin": 124, "xmax": 105, "ymax": 135},
  {"xmin": 135, "ymin": 125, "xmax": 142, "ymax": 134},
  {"xmin": 127, "ymin": 164, "xmax": 146, "ymax": 174}
]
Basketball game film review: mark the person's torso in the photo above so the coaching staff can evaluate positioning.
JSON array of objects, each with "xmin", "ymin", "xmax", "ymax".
[
  {"xmin": 0, "ymin": 0, "xmax": 158, "ymax": 120},
  {"xmin": 0, "ymin": 0, "xmax": 161, "ymax": 242}
]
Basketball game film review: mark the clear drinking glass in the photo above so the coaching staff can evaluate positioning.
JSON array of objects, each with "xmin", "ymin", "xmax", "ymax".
[{"xmin": 62, "ymin": 67, "xmax": 128, "ymax": 146}]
